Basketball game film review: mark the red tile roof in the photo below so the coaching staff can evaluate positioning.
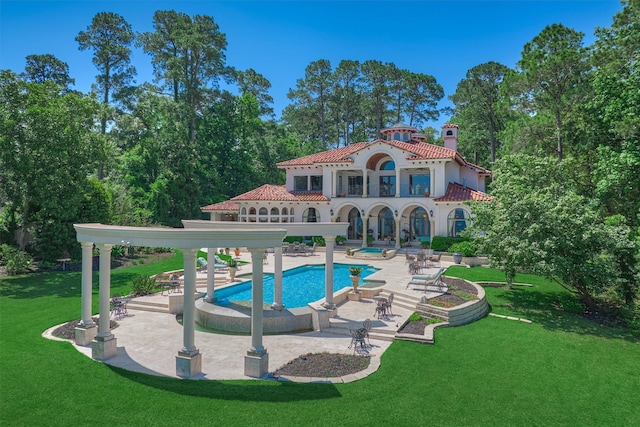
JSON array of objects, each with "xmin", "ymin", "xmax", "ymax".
[
  {"xmin": 443, "ymin": 123, "xmax": 459, "ymax": 128},
  {"xmin": 388, "ymin": 140, "xmax": 457, "ymax": 160},
  {"xmin": 231, "ymin": 184, "xmax": 330, "ymax": 202},
  {"xmin": 276, "ymin": 142, "xmax": 368, "ymax": 167},
  {"xmin": 200, "ymin": 200, "xmax": 239, "ymax": 212},
  {"xmin": 434, "ymin": 182, "xmax": 493, "ymax": 202}
]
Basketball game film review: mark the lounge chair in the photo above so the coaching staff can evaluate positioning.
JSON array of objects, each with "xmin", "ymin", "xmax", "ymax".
[{"xmin": 408, "ymin": 267, "xmax": 446, "ymax": 292}]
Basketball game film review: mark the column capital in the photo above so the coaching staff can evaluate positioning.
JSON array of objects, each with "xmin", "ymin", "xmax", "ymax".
[
  {"xmin": 95, "ymin": 243, "xmax": 112, "ymax": 252},
  {"xmin": 80, "ymin": 241, "xmax": 94, "ymax": 249}
]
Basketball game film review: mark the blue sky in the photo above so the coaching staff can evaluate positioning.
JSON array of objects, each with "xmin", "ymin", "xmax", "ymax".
[{"xmin": 0, "ymin": 1, "xmax": 623, "ymax": 130}]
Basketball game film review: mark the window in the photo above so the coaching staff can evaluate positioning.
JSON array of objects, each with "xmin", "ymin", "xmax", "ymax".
[
  {"xmin": 303, "ymin": 208, "xmax": 319, "ymax": 222},
  {"xmin": 410, "ymin": 174, "xmax": 430, "ymax": 195},
  {"xmin": 259, "ymin": 207, "xmax": 268, "ymax": 223},
  {"xmin": 348, "ymin": 176, "xmax": 363, "ymax": 195},
  {"xmin": 377, "ymin": 208, "xmax": 395, "ymax": 240},
  {"xmin": 448, "ymin": 208, "xmax": 469, "ymax": 237},
  {"xmin": 446, "ymin": 130, "xmax": 453, "ymax": 136},
  {"xmin": 347, "ymin": 208, "xmax": 362, "ymax": 240},
  {"xmin": 393, "ymin": 132, "xmax": 400, "ymax": 140},
  {"xmin": 380, "ymin": 160, "xmax": 395, "ymax": 170},
  {"xmin": 310, "ymin": 175, "xmax": 323, "ymax": 191},
  {"xmin": 249, "ymin": 207, "xmax": 256, "ymax": 215},
  {"xmin": 379, "ymin": 176, "xmax": 396, "ymax": 196},
  {"xmin": 294, "ymin": 176, "xmax": 307, "ymax": 191}
]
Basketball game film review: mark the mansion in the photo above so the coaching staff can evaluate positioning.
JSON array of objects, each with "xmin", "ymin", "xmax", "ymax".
[{"xmin": 202, "ymin": 123, "xmax": 492, "ymax": 249}]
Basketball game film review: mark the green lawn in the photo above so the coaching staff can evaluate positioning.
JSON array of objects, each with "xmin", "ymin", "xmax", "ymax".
[{"xmin": 1, "ymin": 257, "xmax": 639, "ymax": 426}]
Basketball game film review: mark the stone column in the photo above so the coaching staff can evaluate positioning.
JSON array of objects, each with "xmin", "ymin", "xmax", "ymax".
[
  {"xmin": 92, "ymin": 243, "xmax": 116, "ymax": 360},
  {"xmin": 176, "ymin": 248, "xmax": 202, "ymax": 378},
  {"xmin": 362, "ymin": 217, "xmax": 368, "ymax": 248},
  {"xmin": 395, "ymin": 168, "xmax": 401, "ymax": 197},
  {"xmin": 362, "ymin": 169, "xmax": 368, "ymax": 197},
  {"xmin": 206, "ymin": 247, "xmax": 215, "ymax": 302},
  {"xmin": 75, "ymin": 241, "xmax": 96, "ymax": 346},
  {"xmin": 245, "ymin": 248, "xmax": 268, "ymax": 378},
  {"xmin": 322, "ymin": 236, "xmax": 336, "ymax": 309},
  {"xmin": 271, "ymin": 246, "xmax": 284, "ymax": 310},
  {"xmin": 395, "ymin": 217, "xmax": 402, "ymax": 249}
]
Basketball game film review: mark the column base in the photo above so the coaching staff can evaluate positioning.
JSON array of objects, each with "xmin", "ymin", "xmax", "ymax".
[
  {"xmin": 92, "ymin": 334, "xmax": 117, "ymax": 360},
  {"xmin": 74, "ymin": 324, "xmax": 97, "ymax": 346},
  {"xmin": 271, "ymin": 302, "xmax": 284, "ymax": 311},
  {"xmin": 244, "ymin": 350, "xmax": 269, "ymax": 378},
  {"xmin": 176, "ymin": 350, "xmax": 202, "ymax": 378}
]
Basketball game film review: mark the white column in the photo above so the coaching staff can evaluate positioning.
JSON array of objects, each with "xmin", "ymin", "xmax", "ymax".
[
  {"xmin": 395, "ymin": 168, "xmax": 401, "ymax": 197},
  {"xmin": 362, "ymin": 217, "xmax": 368, "ymax": 248},
  {"xmin": 181, "ymin": 248, "xmax": 199, "ymax": 355},
  {"xmin": 271, "ymin": 246, "xmax": 283, "ymax": 310},
  {"xmin": 430, "ymin": 166, "xmax": 435, "ymax": 196},
  {"xmin": 395, "ymin": 218, "xmax": 402, "ymax": 249},
  {"xmin": 206, "ymin": 247, "xmax": 215, "ymax": 302},
  {"xmin": 362, "ymin": 169, "xmax": 368, "ymax": 197},
  {"xmin": 96, "ymin": 243, "xmax": 113, "ymax": 339},
  {"xmin": 80, "ymin": 241, "xmax": 94, "ymax": 327},
  {"xmin": 249, "ymin": 248, "xmax": 266, "ymax": 354},
  {"xmin": 323, "ymin": 236, "xmax": 336, "ymax": 309},
  {"xmin": 331, "ymin": 170, "xmax": 337, "ymax": 198}
]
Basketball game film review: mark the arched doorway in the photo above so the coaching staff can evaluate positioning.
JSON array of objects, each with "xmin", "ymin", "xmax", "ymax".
[
  {"xmin": 347, "ymin": 207, "xmax": 362, "ymax": 240},
  {"xmin": 377, "ymin": 207, "xmax": 395, "ymax": 240},
  {"xmin": 410, "ymin": 207, "xmax": 430, "ymax": 243}
]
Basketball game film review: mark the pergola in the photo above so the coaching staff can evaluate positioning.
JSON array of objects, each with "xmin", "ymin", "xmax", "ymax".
[{"xmin": 74, "ymin": 221, "xmax": 347, "ymax": 379}]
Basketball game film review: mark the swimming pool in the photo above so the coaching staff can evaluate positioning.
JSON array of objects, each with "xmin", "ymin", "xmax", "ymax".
[
  {"xmin": 355, "ymin": 247, "xmax": 384, "ymax": 254},
  {"xmin": 213, "ymin": 263, "xmax": 377, "ymax": 308}
]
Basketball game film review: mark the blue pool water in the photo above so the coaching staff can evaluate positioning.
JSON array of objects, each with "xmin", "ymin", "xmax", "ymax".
[
  {"xmin": 355, "ymin": 247, "xmax": 384, "ymax": 254},
  {"xmin": 214, "ymin": 263, "xmax": 377, "ymax": 308}
]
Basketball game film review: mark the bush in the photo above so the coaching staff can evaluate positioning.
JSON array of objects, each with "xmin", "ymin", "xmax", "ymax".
[
  {"xmin": 131, "ymin": 275, "xmax": 157, "ymax": 297},
  {"xmin": 335, "ymin": 236, "xmax": 347, "ymax": 244},
  {"xmin": 431, "ymin": 236, "xmax": 468, "ymax": 251},
  {"xmin": 448, "ymin": 241, "xmax": 477, "ymax": 257},
  {"xmin": 0, "ymin": 244, "xmax": 33, "ymax": 275},
  {"xmin": 312, "ymin": 236, "xmax": 326, "ymax": 247}
]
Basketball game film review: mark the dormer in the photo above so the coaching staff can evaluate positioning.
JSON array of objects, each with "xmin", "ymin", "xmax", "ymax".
[{"xmin": 381, "ymin": 122, "xmax": 419, "ymax": 142}]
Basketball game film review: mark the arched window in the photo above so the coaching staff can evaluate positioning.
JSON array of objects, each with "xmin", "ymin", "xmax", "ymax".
[
  {"xmin": 282, "ymin": 207, "xmax": 288, "ymax": 215},
  {"xmin": 446, "ymin": 130, "xmax": 453, "ymax": 136},
  {"xmin": 241, "ymin": 207, "xmax": 247, "ymax": 215},
  {"xmin": 448, "ymin": 208, "xmax": 469, "ymax": 237},
  {"xmin": 393, "ymin": 132, "xmax": 400, "ymax": 140},
  {"xmin": 347, "ymin": 208, "xmax": 362, "ymax": 240},
  {"xmin": 409, "ymin": 207, "xmax": 430, "ymax": 243},
  {"xmin": 377, "ymin": 208, "xmax": 395, "ymax": 240},
  {"xmin": 270, "ymin": 207, "xmax": 279, "ymax": 216},
  {"xmin": 259, "ymin": 207, "xmax": 268, "ymax": 223},
  {"xmin": 380, "ymin": 160, "xmax": 395, "ymax": 170},
  {"xmin": 249, "ymin": 207, "xmax": 256, "ymax": 215},
  {"xmin": 402, "ymin": 132, "xmax": 409, "ymax": 141},
  {"xmin": 302, "ymin": 207, "xmax": 319, "ymax": 223}
]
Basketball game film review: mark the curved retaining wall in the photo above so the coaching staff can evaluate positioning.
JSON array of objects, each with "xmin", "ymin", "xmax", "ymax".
[
  {"xmin": 415, "ymin": 278, "xmax": 489, "ymax": 326},
  {"xmin": 195, "ymin": 299, "xmax": 313, "ymax": 334}
]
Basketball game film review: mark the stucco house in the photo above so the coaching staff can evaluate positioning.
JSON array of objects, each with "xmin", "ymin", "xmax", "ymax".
[{"xmin": 201, "ymin": 123, "xmax": 492, "ymax": 249}]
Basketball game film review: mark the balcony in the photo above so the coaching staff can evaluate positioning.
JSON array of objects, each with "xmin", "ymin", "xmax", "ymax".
[{"xmin": 335, "ymin": 184, "xmax": 432, "ymax": 198}]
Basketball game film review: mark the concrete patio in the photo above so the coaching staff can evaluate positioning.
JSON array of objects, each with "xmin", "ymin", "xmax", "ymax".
[{"xmin": 57, "ymin": 247, "xmax": 453, "ymax": 382}]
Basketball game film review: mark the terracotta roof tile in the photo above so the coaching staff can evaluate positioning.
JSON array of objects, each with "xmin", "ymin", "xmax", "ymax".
[
  {"xmin": 200, "ymin": 200, "xmax": 239, "ymax": 212},
  {"xmin": 231, "ymin": 184, "xmax": 299, "ymax": 201},
  {"xmin": 388, "ymin": 140, "xmax": 457, "ymax": 160},
  {"xmin": 289, "ymin": 191, "xmax": 330, "ymax": 202},
  {"xmin": 443, "ymin": 123, "xmax": 459, "ymax": 128},
  {"xmin": 434, "ymin": 182, "xmax": 493, "ymax": 202},
  {"xmin": 276, "ymin": 142, "xmax": 368, "ymax": 167}
]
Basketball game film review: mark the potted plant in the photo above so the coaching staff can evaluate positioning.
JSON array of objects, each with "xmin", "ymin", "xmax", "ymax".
[
  {"xmin": 448, "ymin": 241, "xmax": 476, "ymax": 266},
  {"xmin": 382, "ymin": 248, "xmax": 387, "ymax": 257},
  {"xmin": 234, "ymin": 247, "xmax": 241, "ymax": 258},
  {"xmin": 227, "ymin": 258, "xmax": 238, "ymax": 281},
  {"xmin": 349, "ymin": 266, "xmax": 362, "ymax": 293},
  {"xmin": 335, "ymin": 236, "xmax": 347, "ymax": 245},
  {"xmin": 345, "ymin": 247, "xmax": 352, "ymax": 256},
  {"xmin": 424, "ymin": 190, "xmax": 430, "ymax": 197}
]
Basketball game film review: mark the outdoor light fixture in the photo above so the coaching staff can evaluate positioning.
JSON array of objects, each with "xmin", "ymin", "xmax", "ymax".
[
  {"xmin": 429, "ymin": 210, "xmax": 434, "ymax": 217},
  {"xmin": 330, "ymin": 208, "xmax": 334, "ymax": 216},
  {"xmin": 394, "ymin": 209, "xmax": 398, "ymax": 217},
  {"xmin": 361, "ymin": 209, "xmax": 365, "ymax": 216}
]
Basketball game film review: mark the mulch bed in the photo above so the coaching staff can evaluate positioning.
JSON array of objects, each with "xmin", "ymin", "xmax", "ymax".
[
  {"xmin": 273, "ymin": 352, "xmax": 371, "ymax": 378},
  {"xmin": 52, "ymin": 317, "xmax": 118, "ymax": 341}
]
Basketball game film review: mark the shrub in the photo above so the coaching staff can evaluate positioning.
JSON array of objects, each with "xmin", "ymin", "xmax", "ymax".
[
  {"xmin": 1, "ymin": 244, "xmax": 32, "ymax": 275},
  {"xmin": 448, "ymin": 241, "xmax": 477, "ymax": 257},
  {"xmin": 349, "ymin": 266, "xmax": 362, "ymax": 276},
  {"xmin": 367, "ymin": 236, "xmax": 374, "ymax": 246},
  {"xmin": 312, "ymin": 236, "xmax": 326, "ymax": 247},
  {"xmin": 431, "ymin": 236, "xmax": 468, "ymax": 251},
  {"xmin": 131, "ymin": 275, "xmax": 157, "ymax": 297},
  {"xmin": 335, "ymin": 236, "xmax": 347, "ymax": 244},
  {"xmin": 409, "ymin": 312, "xmax": 423, "ymax": 322}
]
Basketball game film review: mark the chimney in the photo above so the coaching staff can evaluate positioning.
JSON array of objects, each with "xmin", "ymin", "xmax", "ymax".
[{"xmin": 442, "ymin": 124, "xmax": 459, "ymax": 151}]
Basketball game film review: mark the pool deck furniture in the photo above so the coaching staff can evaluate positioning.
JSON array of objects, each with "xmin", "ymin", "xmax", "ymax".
[{"xmin": 408, "ymin": 267, "xmax": 446, "ymax": 292}]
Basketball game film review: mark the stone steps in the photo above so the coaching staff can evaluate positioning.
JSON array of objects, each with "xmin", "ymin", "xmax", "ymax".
[
  {"xmin": 125, "ymin": 299, "xmax": 169, "ymax": 314},
  {"xmin": 326, "ymin": 317, "xmax": 397, "ymax": 342}
]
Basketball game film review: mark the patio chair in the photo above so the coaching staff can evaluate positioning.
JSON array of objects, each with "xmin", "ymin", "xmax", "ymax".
[
  {"xmin": 386, "ymin": 293, "xmax": 394, "ymax": 316},
  {"xmin": 197, "ymin": 257, "xmax": 208, "ymax": 272},
  {"xmin": 408, "ymin": 267, "xmax": 446, "ymax": 292},
  {"xmin": 299, "ymin": 243, "xmax": 307, "ymax": 256},
  {"xmin": 404, "ymin": 249, "xmax": 415, "ymax": 264},
  {"xmin": 348, "ymin": 328, "xmax": 368, "ymax": 353},
  {"xmin": 430, "ymin": 252, "xmax": 441, "ymax": 268}
]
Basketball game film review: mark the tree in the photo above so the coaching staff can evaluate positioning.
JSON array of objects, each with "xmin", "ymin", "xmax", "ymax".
[
  {"xmin": 140, "ymin": 10, "xmax": 231, "ymax": 143},
  {"xmin": 22, "ymin": 54, "xmax": 75, "ymax": 89},
  {"xmin": 0, "ymin": 71, "xmax": 101, "ymax": 259},
  {"xmin": 76, "ymin": 12, "xmax": 136, "ymax": 179},
  {"xmin": 450, "ymin": 61, "xmax": 509, "ymax": 166},
  {"xmin": 404, "ymin": 72, "xmax": 443, "ymax": 129},
  {"xmin": 331, "ymin": 59, "xmax": 362, "ymax": 146},
  {"xmin": 504, "ymin": 24, "xmax": 588, "ymax": 162},
  {"xmin": 236, "ymin": 68, "xmax": 274, "ymax": 118},
  {"xmin": 468, "ymin": 154, "xmax": 638, "ymax": 310},
  {"xmin": 361, "ymin": 60, "xmax": 393, "ymax": 139}
]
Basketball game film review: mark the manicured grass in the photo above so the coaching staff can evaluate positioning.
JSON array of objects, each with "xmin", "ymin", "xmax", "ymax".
[{"xmin": 1, "ymin": 258, "xmax": 639, "ymax": 426}]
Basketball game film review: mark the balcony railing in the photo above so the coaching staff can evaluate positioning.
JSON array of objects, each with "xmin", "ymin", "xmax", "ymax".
[{"xmin": 335, "ymin": 184, "xmax": 432, "ymax": 198}]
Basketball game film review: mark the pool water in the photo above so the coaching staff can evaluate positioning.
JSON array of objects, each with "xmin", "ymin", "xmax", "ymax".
[
  {"xmin": 214, "ymin": 263, "xmax": 377, "ymax": 309},
  {"xmin": 354, "ymin": 247, "xmax": 384, "ymax": 254}
]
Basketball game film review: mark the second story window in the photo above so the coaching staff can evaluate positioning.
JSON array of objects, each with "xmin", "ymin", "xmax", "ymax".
[
  {"xmin": 310, "ymin": 175, "xmax": 323, "ymax": 191},
  {"xmin": 294, "ymin": 176, "xmax": 307, "ymax": 191}
]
